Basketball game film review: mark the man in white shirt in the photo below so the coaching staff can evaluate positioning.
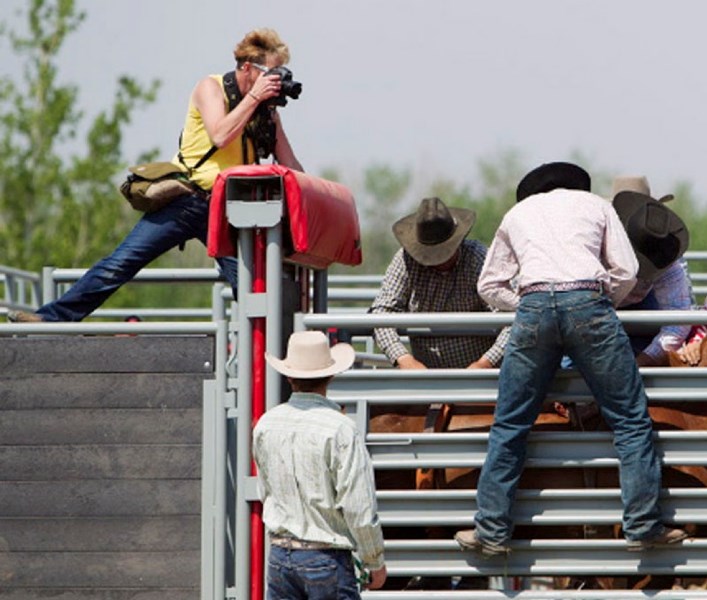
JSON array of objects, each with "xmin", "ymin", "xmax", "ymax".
[
  {"xmin": 454, "ymin": 162, "xmax": 687, "ymax": 556},
  {"xmin": 253, "ymin": 331, "xmax": 386, "ymax": 598}
]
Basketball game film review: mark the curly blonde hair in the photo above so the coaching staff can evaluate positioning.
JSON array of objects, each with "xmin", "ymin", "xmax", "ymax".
[{"xmin": 234, "ymin": 28, "xmax": 290, "ymax": 67}]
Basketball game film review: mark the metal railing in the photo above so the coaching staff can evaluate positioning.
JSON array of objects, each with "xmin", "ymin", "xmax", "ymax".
[
  {"xmin": 0, "ymin": 265, "xmax": 42, "ymax": 311},
  {"xmin": 291, "ymin": 311, "xmax": 707, "ymax": 597},
  {"xmin": 4, "ymin": 251, "xmax": 707, "ymax": 599},
  {"xmin": 1, "ymin": 249, "xmax": 706, "ymax": 321}
]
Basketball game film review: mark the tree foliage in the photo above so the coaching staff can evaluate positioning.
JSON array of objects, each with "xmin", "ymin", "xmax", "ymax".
[
  {"xmin": 3, "ymin": 1, "xmax": 707, "ymax": 317},
  {"xmin": 0, "ymin": 0, "xmax": 159, "ymax": 270},
  {"xmin": 336, "ymin": 150, "xmax": 707, "ymax": 277}
]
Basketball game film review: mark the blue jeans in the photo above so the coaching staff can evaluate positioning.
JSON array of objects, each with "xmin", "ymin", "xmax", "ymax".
[
  {"xmin": 474, "ymin": 290, "xmax": 663, "ymax": 545},
  {"xmin": 36, "ymin": 193, "xmax": 238, "ymax": 321},
  {"xmin": 622, "ymin": 289, "xmax": 660, "ymax": 355},
  {"xmin": 267, "ymin": 547, "xmax": 360, "ymax": 600}
]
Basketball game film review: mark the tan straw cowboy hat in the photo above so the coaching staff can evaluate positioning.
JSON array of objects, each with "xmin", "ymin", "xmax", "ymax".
[
  {"xmin": 265, "ymin": 331, "xmax": 355, "ymax": 379},
  {"xmin": 392, "ymin": 197, "xmax": 476, "ymax": 266},
  {"xmin": 611, "ymin": 175, "xmax": 674, "ymax": 203}
]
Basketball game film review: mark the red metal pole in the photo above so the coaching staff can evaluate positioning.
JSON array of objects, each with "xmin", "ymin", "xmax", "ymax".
[{"xmin": 250, "ymin": 228, "xmax": 267, "ymax": 600}]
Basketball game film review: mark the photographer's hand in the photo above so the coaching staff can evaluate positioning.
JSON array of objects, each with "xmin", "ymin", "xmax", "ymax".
[{"xmin": 248, "ymin": 72, "xmax": 281, "ymax": 104}]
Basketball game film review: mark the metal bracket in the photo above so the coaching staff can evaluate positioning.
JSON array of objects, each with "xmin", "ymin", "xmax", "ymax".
[
  {"xmin": 227, "ymin": 200, "xmax": 282, "ymax": 228},
  {"xmin": 243, "ymin": 292, "xmax": 268, "ymax": 318}
]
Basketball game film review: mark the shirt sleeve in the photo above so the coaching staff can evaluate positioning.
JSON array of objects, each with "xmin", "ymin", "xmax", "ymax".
[
  {"xmin": 482, "ymin": 325, "xmax": 511, "ymax": 366},
  {"xmin": 370, "ymin": 250, "xmax": 412, "ymax": 364},
  {"xmin": 601, "ymin": 207, "xmax": 639, "ymax": 306},
  {"xmin": 334, "ymin": 428, "xmax": 385, "ymax": 570},
  {"xmin": 641, "ymin": 259, "xmax": 695, "ymax": 361},
  {"xmin": 688, "ymin": 324, "xmax": 707, "ymax": 345},
  {"xmin": 478, "ymin": 223, "xmax": 521, "ymax": 312}
]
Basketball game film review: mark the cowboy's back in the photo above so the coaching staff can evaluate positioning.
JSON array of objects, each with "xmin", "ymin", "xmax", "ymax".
[
  {"xmin": 253, "ymin": 394, "xmax": 383, "ymax": 566},
  {"xmin": 456, "ymin": 162, "xmax": 688, "ymax": 557},
  {"xmin": 478, "ymin": 189, "xmax": 638, "ymax": 312}
]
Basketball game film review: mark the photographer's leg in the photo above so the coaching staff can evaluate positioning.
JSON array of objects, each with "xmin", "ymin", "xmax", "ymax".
[{"xmin": 36, "ymin": 194, "xmax": 204, "ymax": 321}]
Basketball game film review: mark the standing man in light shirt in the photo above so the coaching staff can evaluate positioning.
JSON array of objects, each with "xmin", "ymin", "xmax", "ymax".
[
  {"xmin": 253, "ymin": 331, "xmax": 387, "ymax": 599},
  {"xmin": 454, "ymin": 162, "xmax": 687, "ymax": 557}
]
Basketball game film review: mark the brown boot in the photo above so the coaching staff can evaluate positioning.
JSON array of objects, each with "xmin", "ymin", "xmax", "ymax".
[
  {"xmin": 7, "ymin": 310, "xmax": 44, "ymax": 323},
  {"xmin": 626, "ymin": 527, "xmax": 689, "ymax": 552},
  {"xmin": 454, "ymin": 529, "xmax": 511, "ymax": 557}
]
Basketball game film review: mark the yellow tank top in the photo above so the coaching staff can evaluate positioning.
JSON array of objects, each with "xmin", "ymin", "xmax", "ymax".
[{"xmin": 173, "ymin": 74, "xmax": 255, "ymax": 191}]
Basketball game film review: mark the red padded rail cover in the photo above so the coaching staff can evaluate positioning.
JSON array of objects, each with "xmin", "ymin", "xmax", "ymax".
[{"xmin": 208, "ymin": 164, "xmax": 362, "ymax": 268}]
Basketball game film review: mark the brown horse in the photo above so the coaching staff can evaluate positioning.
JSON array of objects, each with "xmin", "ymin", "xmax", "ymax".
[{"xmin": 369, "ymin": 400, "xmax": 598, "ymax": 591}]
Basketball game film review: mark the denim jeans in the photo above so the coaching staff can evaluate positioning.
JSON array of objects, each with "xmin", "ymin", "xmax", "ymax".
[
  {"xmin": 622, "ymin": 289, "xmax": 660, "ymax": 355},
  {"xmin": 36, "ymin": 193, "xmax": 238, "ymax": 321},
  {"xmin": 267, "ymin": 547, "xmax": 360, "ymax": 600},
  {"xmin": 474, "ymin": 289, "xmax": 663, "ymax": 545}
]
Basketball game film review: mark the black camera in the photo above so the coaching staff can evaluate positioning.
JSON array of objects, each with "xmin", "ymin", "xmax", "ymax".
[{"xmin": 264, "ymin": 66, "xmax": 302, "ymax": 107}]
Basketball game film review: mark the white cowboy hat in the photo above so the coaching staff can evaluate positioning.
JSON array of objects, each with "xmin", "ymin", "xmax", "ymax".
[{"xmin": 265, "ymin": 331, "xmax": 355, "ymax": 379}]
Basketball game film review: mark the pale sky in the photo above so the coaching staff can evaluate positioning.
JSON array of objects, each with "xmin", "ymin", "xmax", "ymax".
[{"xmin": 3, "ymin": 0, "xmax": 707, "ymax": 204}]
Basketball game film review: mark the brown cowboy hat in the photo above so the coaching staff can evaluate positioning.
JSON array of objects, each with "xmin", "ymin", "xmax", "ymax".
[
  {"xmin": 392, "ymin": 197, "xmax": 476, "ymax": 266},
  {"xmin": 516, "ymin": 161, "xmax": 591, "ymax": 202},
  {"xmin": 613, "ymin": 191, "xmax": 689, "ymax": 280}
]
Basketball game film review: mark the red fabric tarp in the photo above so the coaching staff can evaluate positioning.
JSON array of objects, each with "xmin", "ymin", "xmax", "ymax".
[{"xmin": 207, "ymin": 164, "xmax": 362, "ymax": 269}]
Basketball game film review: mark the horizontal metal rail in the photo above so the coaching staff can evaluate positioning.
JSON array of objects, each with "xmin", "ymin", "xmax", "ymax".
[
  {"xmin": 378, "ymin": 538, "xmax": 707, "ymax": 577},
  {"xmin": 377, "ymin": 488, "xmax": 707, "ymax": 526},
  {"xmin": 329, "ymin": 366, "xmax": 707, "ymax": 404},
  {"xmin": 362, "ymin": 592, "xmax": 707, "ymax": 600},
  {"xmin": 367, "ymin": 431, "xmax": 707, "ymax": 469},
  {"xmin": 302, "ymin": 310, "xmax": 707, "ymax": 334},
  {"xmin": 0, "ymin": 322, "xmax": 218, "ymax": 336},
  {"xmin": 47, "ymin": 266, "xmax": 226, "ymax": 283}
]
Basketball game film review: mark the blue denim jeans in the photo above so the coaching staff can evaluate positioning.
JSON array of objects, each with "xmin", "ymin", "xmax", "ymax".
[
  {"xmin": 36, "ymin": 193, "xmax": 238, "ymax": 321},
  {"xmin": 267, "ymin": 547, "xmax": 360, "ymax": 600},
  {"xmin": 474, "ymin": 290, "xmax": 663, "ymax": 545},
  {"xmin": 622, "ymin": 289, "xmax": 660, "ymax": 355}
]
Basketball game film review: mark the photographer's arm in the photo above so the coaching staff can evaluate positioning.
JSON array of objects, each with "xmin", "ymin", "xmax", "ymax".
[
  {"xmin": 271, "ymin": 110, "xmax": 303, "ymax": 171},
  {"xmin": 193, "ymin": 73, "xmax": 280, "ymax": 148}
]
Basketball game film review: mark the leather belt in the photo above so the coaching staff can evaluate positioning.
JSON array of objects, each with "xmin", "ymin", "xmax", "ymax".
[
  {"xmin": 270, "ymin": 536, "xmax": 336, "ymax": 550},
  {"xmin": 520, "ymin": 280, "xmax": 603, "ymax": 296}
]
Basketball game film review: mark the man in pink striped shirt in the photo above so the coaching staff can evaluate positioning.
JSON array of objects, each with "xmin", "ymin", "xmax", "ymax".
[{"xmin": 454, "ymin": 161, "xmax": 687, "ymax": 556}]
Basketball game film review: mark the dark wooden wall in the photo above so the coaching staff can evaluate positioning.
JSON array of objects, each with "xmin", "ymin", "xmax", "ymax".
[{"xmin": 0, "ymin": 335, "xmax": 213, "ymax": 599}]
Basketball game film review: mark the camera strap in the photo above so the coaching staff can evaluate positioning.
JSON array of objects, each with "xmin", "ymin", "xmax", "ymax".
[
  {"xmin": 223, "ymin": 70, "xmax": 277, "ymax": 162},
  {"xmin": 221, "ymin": 70, "xmax": 256, "ymax": 165}
]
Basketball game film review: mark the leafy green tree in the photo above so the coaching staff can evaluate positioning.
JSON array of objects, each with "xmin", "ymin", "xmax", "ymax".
[
  {"xmin": 345, "ymin": 163, "xmax": 412, "ymax": 274},
  {"xmin": 0, "ymin": 0, "xmax": 219, "ymax": 314},
  {"xmin": 0, "ymin": 0, "xmax": 160, "ymax": 276},
  {"xmin": 426, "ymin": 150, "xmax": 525, "ymax": 247}
]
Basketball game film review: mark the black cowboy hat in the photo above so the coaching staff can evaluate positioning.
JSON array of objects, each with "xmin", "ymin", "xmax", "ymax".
[
  {"xmin": 516, "ymin": 162, "xmax": 591, "ymax": 202},
  {"xmin": 613, "ymin": 191, "xmax": 689, "ymax": 280},
  {"xmin": 393, "ymin": 197, "xmax": 476, "ymax": 266}
]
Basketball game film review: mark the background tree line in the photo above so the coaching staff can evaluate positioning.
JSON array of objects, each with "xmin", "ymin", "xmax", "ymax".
[{"xmin": 2, "ymin": 0, "xmax": 707, "ymax": 312}]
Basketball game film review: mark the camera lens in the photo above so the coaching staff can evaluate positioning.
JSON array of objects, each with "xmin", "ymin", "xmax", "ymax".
[{"xmin": 284, "ymin": 81, "xmax": 302, "ymax": 99}]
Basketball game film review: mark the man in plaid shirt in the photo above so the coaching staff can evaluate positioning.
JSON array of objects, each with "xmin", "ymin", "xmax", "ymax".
[{"xmin": 370, "ymin": 197, "xmax": 509, "ymax": 369}]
